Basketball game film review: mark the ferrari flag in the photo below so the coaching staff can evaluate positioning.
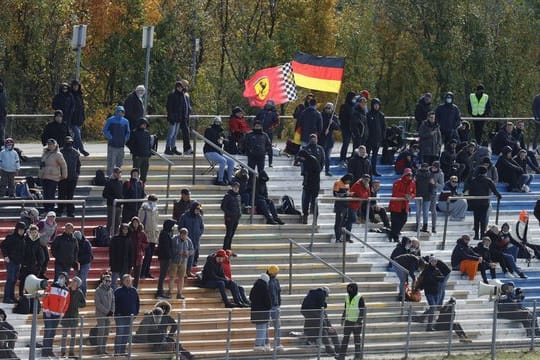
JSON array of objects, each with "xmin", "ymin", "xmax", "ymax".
[
  {"xmin": 291, "ymin": 52, "xmax": 345, "ymax": 93},
  {"xmin": 243, "ymin": 63, "xmax": 297, "ymax": 108}
]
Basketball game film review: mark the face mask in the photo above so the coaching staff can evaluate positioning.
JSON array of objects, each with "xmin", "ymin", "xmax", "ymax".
[
  {"xmin": 412, "ymin": 151, "xmax": 419, "ymax": 156},
  {"xmin": 5, "ymin": 144, "xmax": 13, "ymax": 150},
  {"xmin": 57, "ymin": 277, "xmax": 66, "ymax": 287},
  {"xmin": 309, "ymin": 139, "xmax": 317, "ymax": 145},
  {"xmin": 445, "ymin": 97, "xmax": 452, "ymax": 104}
]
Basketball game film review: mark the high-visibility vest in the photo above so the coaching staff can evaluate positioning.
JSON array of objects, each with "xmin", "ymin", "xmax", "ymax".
[
  {"xmin": 470, "ymin": 93, "xmax": 489, "ymax": 116},
  {"xmin": 344, "ymin": 293, "xmax": 361, "ymax": 322}
]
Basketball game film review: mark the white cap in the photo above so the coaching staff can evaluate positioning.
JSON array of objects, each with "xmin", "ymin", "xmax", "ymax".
[
  {"xmin": 135, "ymin": 85, "xmax": 145, "ymax": 92},
  {"xmin": 46, "ymin": 211, "xmax": 56, "ymax": 217}
]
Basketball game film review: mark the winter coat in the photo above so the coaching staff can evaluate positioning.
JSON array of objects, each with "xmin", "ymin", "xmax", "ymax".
[
  {"xmin": 418, "ymin": 120, "xmax": 442, "ymax": 157},
  {"xmin": 102, "ymin": 178, "xmax": 123, "ymax": 207},
  {"xmin": 229, "ymin": 116, "xmax": 250, "ymax": 135},
  {"xmin": 70, "ymin": 87, "xmax": 86, "ymax": 126},
  {"xmin": 63, "ymin": 288, "xmax": 86, "ymax": 319},
  {"xmin": 52, "ymin": 88, "xmax": 74, "ymax": 126},
  {"xmin": 123, "ymin": 91, "xmax": 145, "ymax": 130},
  {"xmin": 415, "ymin": 168, "xmax": 435, "ymax": 200},
  {"xmin": 40, "ymin": 145, "xmax": 67, "ymax": 182},
  {"xmin": 319, "ymin": 112, "xmax": 339, "ymax": 148},
  {"xmin": 51, "ymin": 232, "xmax": 79, "ymax": 268},
  {"xmin": 203, "ymin": 124, "xmax": 225, "ymax": 154},
  {"xmin": 0, "ymin": 231, "xmax": 25, "ymax": 265},
  {"xmin": 178, "ymin": 208, "xmax": 204, "ymax": 244},
  {"xmin": 250, "ymin": 279, "xmax": 271, "ymax": 323},
  {"xmin": 348, "ymin": 180, "xmax": 370, "ymax": 211},
  {"xmin": 60, "ymin": 145, "xmax": 81, "ymax": 181},
  {"xmin": 496, "ymin": 156, "xmax": 523, "ymax": 184},
  {"xmin": 300, "ymin": 151, "xmax": 321, "ymax": 193},
  {"xmin": 201, "ymin": 253, "xmax": 227, "ymax": 283},
  {"xmin": 109, "ymin": 234, "xmax": 134, "ymax": 274},
  {"xmin": 471, "ymin": 145, "xmax": 491, "ymax": 168},
  {"xmin": 388, "ymin": 175, "xmax": 416, "ymax": 213},
  {"xmin": 451, "ymin": 238, "xmax": 480, "ymax": 268},
  {"xmin": 170, "ymin": 235, "xmax": 193, "ymax": 264},
  {"xmin": 338, "ymin": 92, "xmax": 356, "ymax": 134},
  {"xmin": 491, "ymin": 129, "xmax": 518, "ymax": 155},
  {"xmin": 138, "ymin": 202, "xmax": 160, "ymax": 244},
  {"xmin": 95, "ymin": 282, "xmax": 115, "ymax": 317},
  {"xmin": 166, "ymin": 89, "xmax": 191, "ymax": 124},
  {"xmin": 414, "ymin": 96, "xmax": 432, "ymax": 130},
  {"xmin": 415, "ymin": 265, "xmax": 444, "ymax": 295},
  {"xmin": 350, "ymin": 105, "xmax": 368, "ymax": 144},
  {"xmin": 301, "ymin": 288, "xmax": 327, "ymax": 310},
  {"xmin": 390, "ymin": 238, "xmax": 411, "ymax": 260},
  {"xmin": 77, "ymin": 237, "xmax": 93, "ymax": 266},
  {"xmin": 268, "ymin": 276, "xmax": 281, "ymax": 308},
  {"xmin": 464, "ymin": 174, "xmax": 501, "ymax": 210},
  {"xmin": 221, "ymin": 190, "xmax": 241, "ymax": 221},
  {"xmin": 435, "ymin": 103, "xmax": 461, "ymax": 134},
  {"xmin": 127, "ymin": 121, "xmax": 152, "ymax": 157},
  {"xmin": 366, "ymin": 103, "xmax": 386, "ymax": 147},
  {"xmin": 254, "ymin": 108, "xmax": 279, "ymax": 133},
  {"xmin": 303, "ymin": 143, "xmax": 325, "ymax": 171},
  {"xmin": 245, "ymin": 130, "xmax": 271, "ymax": 158},
  {"xmin": 114, "ymin": 285, "xmax": 140, "ymax": 317},
  {"xmin": 42, "ymin": 283, "xmax": 70, "ymax": 316},
  {"xmin": 298, "ymin": 106, "xmax": 323, "ymax": 143},
  {"xmin": 130, "ymin": 226, "xmax": 149, "ymax": 266},
  {"xmin": 0, "ymin": 148, "xmax": 20, "ymax": 173},
  {"xmin": 348, "ymin": 152, "xmax": 372, "ymax": 183},
  {"xmin": 172, "ymin": 199, "xmax": 193, "ymax": 221},
  {"xmin": 157, "ymin": 220, "xmax": 176, "ymax": 261},
  {"xmin": 103, "ymin": 107, "xmax": 131, "ymax": 148},
  {"xmin": 41, "ymin": 121, "xmax": 70, "ymax": 147},
  {"xmin": 122, "ymin": 178, "xmax": 146, "ymax": 220}
]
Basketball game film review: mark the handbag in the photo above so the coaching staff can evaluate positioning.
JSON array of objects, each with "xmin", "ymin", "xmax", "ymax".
[{"xmin": 404, "ymin": 282, "xmax": 422, "ymax": 302}]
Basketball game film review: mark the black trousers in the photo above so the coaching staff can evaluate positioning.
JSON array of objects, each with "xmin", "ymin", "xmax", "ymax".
[
  {"xmin": 472, "ymin": 207, "xmax": 488, "ymax": 239},
  {"xmin": 180, "ymin": 119, "xmax": 191, "ymax": 152},
  {"xmin": 57, "ymin": 178, "xmax": 77, "ymax": 215},
  {"xmin": 434, "ymin": 321, "xmax": 467, "ymax": 338},
  {"xmin": 366, "ymin": 144, "xmax": 379, "ymax": 173},
  {"xmin": 473, "ymin": 119, "xmax": 486, "ymax": 144},
  {"xmin": 339, "ymin": 320, "xmax": 362, "ymax": 358},
  {"xmin": 157, "ymin": 259, "xmax": 170, "ymax": 294},
  {"xmin": 390, "ymin": 211, "xmax": 408, "ymax": 242},
  {"xmin": 334, "ymin": 208, "xmax": 347, "ymax": 241},
  {"xmin": 223, "ymin": 218, "xmax": 239, "ymax": 250}
]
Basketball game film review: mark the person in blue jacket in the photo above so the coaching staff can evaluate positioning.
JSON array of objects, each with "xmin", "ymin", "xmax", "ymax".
[{"xmin": 103, "ymin": 106, "xmax": 130, "ymax": 176}]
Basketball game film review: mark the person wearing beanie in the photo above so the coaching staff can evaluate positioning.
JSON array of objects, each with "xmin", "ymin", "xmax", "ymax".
[
  {"xmin": 245, "ymin": 119, "xmax": 272, "ymax": 173},
  {"xmin": 37, "ymin": 211, "xmax": 57, "ymax": 277},
  {"xmin": 127, "ymin": 117, "xmax": 152, "ymax": 182},
  {"xmin": 435, "ymin": 91, "xmax": 461, "ymax": 145},
  {"xmin": 123, "ymin": 85, "xmax": 145, "ymax": 131},
  {"xmin": 495, "ymin": 145, "xmax": 532, "ymax": 192},
  {"xmin": 228, "ymin": 107, "xmax": 251, "ymax": 153},
  {"xmin": 301, "ymin": 286, "xmax": 339, "ymax": 356},
  {"xmin": 0, "ymin": 221, "xmax": 26, "ymax": 303},
  {"xmin": 58, "ymin": 135, "xmax": 81, "ymax": 217},
  {"xmin": 266, "ymin": 265, "xmax": 282, "ymax": 351},
  {"xmin": 464, "ymin": 168, "xmax": 501, "ymax": 240},
  {"xmin": 60, "ymin": 276, "xmax": 86, "ymax": 357},
  {"xmin": 69, "ymin": 79, "xmax": 89, "ymax": 156},
  {"xmin": 139, "ymin": 194, "xmax": 160, "ymax": 279},
  {"xmin": 121, "ymin": 168, "xmax": 146, "ymax": 223},
  {"xmin": 0, "ymin": 137, "xmax": 20, "ymax": 197},
  {"xmin": 200, "ymin": 249, "xmax": 245, "ymax": 308},
  {"xmin": 155, "ymin": 220, "xmax": 176, "ymax": 299},
  {"xmin": 203, "ymin": 116, "xmax": 235, "ymax": 185},
  {"xmin": 103, "ymin": 106, "xmax": 131, "ymax": 176},
  {"xmin": 254, "ymin": 101, "xmax": 280, "ymax": 167},
  {"xmin": 250, "ymin": 273, "xmax": 272, "ymax": 352},
  {"xmin": 165, "ymin": 80, "xmax": 192, "ymax": 156},
  {"xmin": 336, "ymin": 282, "xmax": 365, "ymax": 360}
]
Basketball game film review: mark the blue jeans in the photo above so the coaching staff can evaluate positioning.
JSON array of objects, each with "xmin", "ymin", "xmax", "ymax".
[
  {"xmin": 255, "ymin": 322, "xmax": 269, "ymax": 346},
  {"xmin": 70, "ymin": 125, "xmax": 86, "ymax": 152},
  {"xmin": 416, "ymin": 198, "xmax": 436, "ymax": 228},
  {"xmin": 503, "ymin": 246, "xmax": 521, "ymax": 273},
  {"xmin": 77, "ymin": 262, "xmax": 90, "ymax": 295},
  {"xmin": 4, "ymin": 262, "xmax": 20, "ymax": 301},
  {"xmin": 114, "ymin": 316, "xmax": 132, "ymax": 355},
  {"xmin": 205, "ymin": 152, "xmax": 235, "ymax": 182},
  {"xmin": 166, "ymin": 122, "xmax": 180, "ymax": 148},
  {"xmin": 270, "ymin": 307, "xmax": 281, "ymax": 346},
  {"xmin": 437, "ymin": 273, "xmax": 450, "ymax": 305},
  {"xmin": 43, "ymin": 313, "xmax": 61, "ymax": 355}
]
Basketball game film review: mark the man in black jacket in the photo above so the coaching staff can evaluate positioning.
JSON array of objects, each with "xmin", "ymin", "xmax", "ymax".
[
  {"xmin": 156, "ymin": 220, "xmax": 176, "ymax": 299},
  {"xmin": 57, "ymin": 136, "xmax": 81, "ymax": 217},
  {"xmin": 200, "ymin": 250, "xmax": 245, "ymax": 308},
  {"xmin": 165, "ymin": 80, "xmax": 192, "ymax": 155},
  {"xmin": 41, "ymin": 110, "xmax": 69, "ymax": 148},
  {"xmin": 52, "ymin": 82, "xmax": 74, "ymax": 129},
  {"xmin": 245, "ymin": 120, "xmax": 272, "ymax": 174},
  {"xmin": 339, "ymin": 91, "xmax": 357, "ymax": 164},
  {"xmin": 414, "ymin": 92, "xmax": 432, "ymax": 131},
  {"xmin": 297, "ymin": 98, "xmax": 323, "ymax": 145},
  {"xmin": 127, "ymin": 118, "xmax": 152, "ymax": 183},
  {"xmin": 220, "ymin": 182, "xmax": 241, "ymax": 250},
  {"xmin": 103, "ymin": 167, "xmax": 124, "ymax": 234},
  {"xmin": 123, "ymin": 85, "xmax": 145, "ymax": 132},
  {"xmin": 69, "ymin": 79, "xmax": 89, "ymax": 156},
  {"xmin": 366, "ymin": 98, "xmax": 386, "ymax": 176},
  {"xmin": 204, "ymin": 117, "xmax": 235, "ymax": 185},
  {"xmin": 297, "ymin": 147, "xmax": 322, "ymax": 224},
  {"xmin": 121, "ymin": 169, "xmax": 146, "ymax": 223},
  {"xmin": 1, "ymin": 222, "xmax": 26, "ymax": 303},
  {"xmin": 251, "ymin": 171, "xmax": 284, "ymax": 225},
  {"xmin": 492, "ymin": 122, "xmax": 519, "ymax": 155},
  {"xmin": 301, "ymin": 287, "xmax": 339, "ymax": 356},
  {"xmin": 51, "ymin": 223, "xmax": 79, "ymax": 280},
  {"xmin": 496, "ymin": 145, "xmax": 532, "ymax": 192},
  {"xmin": 348, "ymin": 145, "xmax": 372, "ymax": 183},
  {"xmin": 435, "ymin": 92, "xmax": 461, "ymax": 145}
]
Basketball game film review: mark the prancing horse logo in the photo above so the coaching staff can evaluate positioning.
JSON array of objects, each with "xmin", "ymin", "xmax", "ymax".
[{"xmin": 254, "ymin": 76, "xmax": 269, "ymax": 100}]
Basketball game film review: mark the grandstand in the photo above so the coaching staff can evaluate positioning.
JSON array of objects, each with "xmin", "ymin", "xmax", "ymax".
[{"xmin": 0, "ymin": 139, "xmax": 539, "ymax": 359}]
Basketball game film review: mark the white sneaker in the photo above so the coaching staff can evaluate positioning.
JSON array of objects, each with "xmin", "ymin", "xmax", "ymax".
[
  {"xmin": 263, "ymin": 345, "xmax": 272, "ymax": 352},
  {"xmin": 274, "ymin": 345, "xmax": 285, "ymax": 352},
  {"xmin": 522, "ymin": 184, "xmax": 530, "ymax": 193},
  {"xmin": 253, "ymin": 346, "xmax": 266, "ymax": 352},
  {"xmin": 506, "ymin": 272, "xmax": 516, "ymax": 278}
]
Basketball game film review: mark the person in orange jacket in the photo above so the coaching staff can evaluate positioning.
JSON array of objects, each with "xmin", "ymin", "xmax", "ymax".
[
  {"xmin": 388, "ymin": 168, "xmax": 416, "ymax": 242},
  {"xmin": 41, "ymin": 272, "xmax": 71, "ymax": 357},
  {"xmin": 343, "ymin": 174, "xmax": 371, "ymax": 243}
]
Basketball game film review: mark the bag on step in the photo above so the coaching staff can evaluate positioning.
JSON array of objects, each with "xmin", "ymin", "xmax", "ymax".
[
  {"xmin": 92, "ymin": 169, "xmax": 108, "ymax": 186},
  {"xmin": 279, "ymin": 195, "xmax": 301, "ymax": 215},
  {"xmin": 93, "ymin": 225, "xmax": 110, "ymax": 247},
  {"xmin": 13, "ymin": 296, "xmax": 41, "ymax": 315}
]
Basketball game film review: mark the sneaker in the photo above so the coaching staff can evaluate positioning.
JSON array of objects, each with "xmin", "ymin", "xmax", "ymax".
[
  {"xmin": 253, "ymin": 346, "xmax": 266, "ymax": 352},
  {"xmin": 507, "ymin": 272, "xmax": 516, "ymax": 278},
  {"xmin": 184, "ymin": 149, "xmax": 194, "ymax": 156},
  {"xmin": 518, "ymin": 272, "xmax": 528, "ymax": 279},
  {"xmin": 274, "ymin": 217, "xmax": 285, "ymax": 225},
  {"xmin": 177, "ymin": 293, "xmax": 185, "ymax": 299},
  {"xmin": 522, "ymin": 184, "xmax": 531, "ymax": 193},
  {"xmin": 266, "ymin": 218, "xmax": 278, "ymax": 225},
  {"xmin": 274, "ymin": 345, "xmax": 285, "ymax": 352}
]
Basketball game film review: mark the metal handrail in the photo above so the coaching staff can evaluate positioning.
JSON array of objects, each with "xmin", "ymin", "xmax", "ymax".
[
  {"xmin": 191, "ymin": 129, "xmax": 258, "ymax": 224},
  {"xmin": 312, "ymin": 196, "xmax": 423, "ymax": 250},
  {"xmin": 110, "ymin": 198, "xmax": 146, "ymax": 237},
  {"xmin": 287, "ymin": 237, "xmax": 353, "ymax": 295},
  {"xmin": 341, "ymin": 228, "xmax": 410, "ymax": 313},
  {"xmin": 150, "ymin": 149, "xmax": 174, "ymax": 213},
  {"xmin": 0, "ymin": 199, "xmax": 86, "ymax": 231}
]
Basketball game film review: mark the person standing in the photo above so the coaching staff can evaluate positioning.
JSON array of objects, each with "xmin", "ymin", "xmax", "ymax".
[
  {"xmin": 37, "ymin": 212, "xmax": 56, "ymax": 279},
  {"xmin": 388, "ymin": 168, "xmax": 416, "ymax": 242},
  {"xmin": 127, "ymin": 118, "xmax": 152, "ymax": 183},
  {"xmin": 165, "ymin": 80, "xmax": 192, "ymax": 156},
  {"xmin": 121, "ymin": 168, "xmax": 146, "ymax": 223},
  {"xmin": 123, "ymin": 85, "xmax": 145, "ymax": 131},
  {"xmin": 103, "ymin": 106, "xmax": 130, "ymax": 176},
  {"xmin": 339, "ymin": 91, "xmax": 357, "ymax": 165},
  {"xmin": 415, "ymin": 163, "xmax": 436, "ymax": 233},
  {"xmin": 221, "ymin": 181, "xmax": 241, "ymax": 250},
  {"xmin": 172, "ymin": 188, "xmax": 194, "ymax": 222},
  {"xmin": 74, "ymin": 230, "xmax": 93, "ymax": 295},
  {"xmin": 51, "ymin": 83, "xmax": 74, "ymax": 130},
  {"xmin": 414, "ymin": 92, "xmax": 433, "ymax": 131},
  {"xmin": 250, "ymin": 273, "xmax": 272, "ymax": 352},
  {"xmin": 139, "ymin": 194, "xmax": 159, "ymax": 279},
  {"xmin": 57, "ymin": 136, "xmax": 80, "ymax": 217},
  {"xmin": 333, "ymin": 173, "xmax": 353, "ymax": 243},
  {"xmin": 366, "ymin": 98, "xmax": 386, "ymax": 176},
  {"xmin": 60, "ymin": 276, "xmax": 86, "ymax": 358},
  {"xmin": 50, "ymin": 222, "xmax": 79, "ymax": 280},
  {"xmin": 297, "ymin": 97, "xmax": 323, "ymax": 145},
  {"xmin": 39, "ymin": 138, "xmax": 68, "ymax": 213},
  {"xmin": 0, "ymin": 78, "xmax": 7, "ymax": 147},
  {"xmin": 350, "ymin": 97, "xmax": 369, "ymax": 150},
  {"xmin": 319, "ymin": 103, "xmax": 340, "ymax": 176},
  {"xmin": 418, "ymin": 111, "xmax": 442, "ymax": 165},
  {"xmin": 296, "ymin": 146, "xmax": 323, "ymax": 225},
  {"xmin": 128, "ymin": 217, "xmax": 148, "ymax": 289},
  {"xmin": 168, "ymin": 227, "xmax": 194, "ymax": 299},
  {"xmin": 178, "ymin": 201, "xmax": 205, "ymax": 272},
  {"xmin": 41, "ymin": 272, "xmax": 70, "ymax": 358},
  {"xmin": 245, "ymin": 119, "xmax": 272, "ymax": 174},
  {"xmin": 203, "ymin": 117, "xmax": 235, "ymax": 185},
  {"xmin": 1, "ymin": 222, "xmax": 26, "ymax": 303},
  {"xmin": 336, "ymin": 282, "xmax": 365, "ymax": 360},
  {"xmin": 69, "ymin": 79, "xmax": 89, "ymax": 156},
  {"xmin": 102, "ymin": 167, "xmax": 124, "ymax": 234},
  {"xmin": 531, "ymin": 93, "xmax": 540, "ymax": 151},
  {"xmin": 254, "ymin": 101, "xmax": 280, "ymax": 167},
  {"xmin": 0, "ymin": 137, "xmax": 20, "ymax": 197},
  {"xmin": 267, "ymin": 265, "xmax": 283, "ymax": 351},
  {"xmin": 19, "ymin": 224, "xmax": 46, "ymax": 298},
  {"xmin": 467, "ymin": 84, "xmax": 491, "ymax": 145},
  {"xmin": 414, "ymin": 260, "xmax": 444, "ymax": 331},
  {"xmin": 155, "ymin": 220, "xmax": 176, "ymax": 299},
  {"xmin": 41, "ymin": 110, "xmax": 70, "ymax": 148},
  {"xmin": 114, "ymin": 274, "xmax": 140, "ymax": 356},
  {"xmin": 435, "ymin": 92, "xmax": 461, "ymax": 145},
  {"xmin": 109, "ymin": 224, "xmax": 134, "ymax": 289},
  {"xmin": 228, "ymin": 107, "xmax": 250, "ymax": 153},
  {"xmin": 94, "ymin": 272, "xmax": 115, "ymax": 355}
]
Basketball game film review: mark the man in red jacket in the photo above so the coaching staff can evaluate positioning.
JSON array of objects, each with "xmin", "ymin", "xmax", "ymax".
[
  {"xmin": 343, "ymin": 174, "xmax": 371, "ymax": 243},
  {"xmin": 41, "ymin": 272, "xmax": 71, "ymax": 357},
  {"xmin": 388, "ymin": 168, "xmax": 416, "ymax": 242}
]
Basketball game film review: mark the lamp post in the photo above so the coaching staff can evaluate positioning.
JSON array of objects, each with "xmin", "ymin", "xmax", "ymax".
[
  {"xmin": 71, "ymin": 25, "xmax": 87, "ymax": 81},
  {"xmin": 142, "ymin": 26, "xmax": 154, "ymax": 114}
]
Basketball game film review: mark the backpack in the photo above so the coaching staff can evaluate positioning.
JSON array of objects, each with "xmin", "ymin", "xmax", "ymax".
[
  {"xmin": 15, "ymin": 182, "xmax": 31, "ymax": 198},
  {"xmin": 92, "ymin": 170, "xmax": 107, "ymax": 186},
  {"xmin": 279, "ymin": 195, "xmax": 301, "ymax": 215},
  {"xmin": 93, "ymin": 225, "xmax": 110, "ymax": 247}
]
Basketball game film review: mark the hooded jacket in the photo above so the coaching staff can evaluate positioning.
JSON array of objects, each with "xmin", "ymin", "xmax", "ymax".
[
  {"xmin": 451, "ymin": 237, "xmax": 481, "ymax": 268},
  {"xmin": 22, "ymin": 232, "xmax": 46, "ymax": 274},
  {"xmin": 95, "ymin": 280, "xmax": 115, "ymax": 317},
  {"xmin": 366, "ymin": 99, "xmax": 386, "ymax": 147},
  {"xmin": 496, "ymin": 149, "xmax": 523, "ymax": 185},
  {"xmin": 418, "ymin": 119, "xmax": 442, "ymax": 157},
  {"xmin": 70, "ymin": 80, "xmax": 86, "ymax": 126},
  {"xmin": 0, "ymin": 145, "xmax": 20, "ymax": 173},
  {"xmin": 347, "ymin": 150, "xmax": 372, "ymax": 183},
  {"xmin": 414, "ymin": 95, "xmax": 432, "ymax": 130},
  {"xmin": 109, "ymin": 232, "xmax": 134, "ymax": 274},
  {"xmin": 41, "ymin": 119, "xmax": 70, "ymax": 147},
  {"xmin": 201, "ymin": 253, "xmax": 227, "ymax": 283},
  {"xmin": 51, "ymin": 232, "xmax": 79, "ymax": 268},
  {"xmin": 157, "ymin": 220, "xmax": 176, "ymax": 261},
  {"xmin": 203, "ymin": 124, "xmax": 225, "ymax": 154},
  {"xmin": 52, "ymin": 84, "xmax": 74, "ymax": 127},
  {"xmin": 464, "ymin": 171, "xmax": 501, "ymax": 209},
  {"xmin": 254, "ymin": 106, "xmax": 279, "ymax": 133},
  {"xmin": 298, "ymin": 106, "xmax": 323, "ymax": 143},
  {"xmin": 338, "ymin": 91, "xmax": 356, "ymax": 134},
  {"xmin": 124, "ymin": 90, "xmax": 145, "ymax": 130},
  {"xmin": 350, "ymin": 102, "xmax": 368, "ymax": 143},
  {"xmin": 492, "ymin": 128, "xmax": 518, "ymax": 156},
  {"xmin": 129, "ymin": 220, "xmax": 149, "ymax": 266},
  {"xmin": 221, "ymin": 189, "xmax": 241, "ymax": 220},
  {"xmin": 103, "ymin": 106, "xmax": 130, "ymax": 148},
  {"xmin": 60, "ymin": 143, "xmax": 81, "ymax": 181},
  {"xmin": 40, "ymin": 143, "xmax": 68, "ymax": 182},
  {"xmin": 166, "ymin": 88, "xmax": 191, "ymax": 124},
  {"xmin": 127, "ymin": 118, "xmax": 151, "ymax": 157},
  {"xmin": 178, "ymin": 202, "xmax": 204, "ymax": 244},
  {"xmin": 138, "ymin": 200, "xmax": 160, "ymax": 244},
  {"xmin": 1, "ymin": 226, "xmax": 25, "ymax": 264},
  {"xmin": 250, "ymin": 277, "xmax": 271, "ymax": 323},
  {"xmin": 415, "ymin": 168, "xmax": 435, "ymax": 200},
  {"xmin": 388, "ymin": 175, "xmax": 416, "ymax": 213},
  {"xmin": 435, "ymin": 93, "xmax": 461, "ymax": 133}
]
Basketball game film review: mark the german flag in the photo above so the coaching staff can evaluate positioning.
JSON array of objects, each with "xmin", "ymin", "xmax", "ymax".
[{"xmin": 291, "ymin": 52, "xmax": 345, "ymax": 93}]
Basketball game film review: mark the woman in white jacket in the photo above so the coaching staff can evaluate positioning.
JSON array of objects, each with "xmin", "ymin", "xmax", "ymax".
[{"xmin": 139, "ymin": 194, "xmax": 160, "ymax": 278}]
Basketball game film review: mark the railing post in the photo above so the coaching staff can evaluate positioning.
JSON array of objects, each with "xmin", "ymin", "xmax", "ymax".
[
  {"xmin": 316, "ymin": 308, "xmax": 324, "ymax": 360},
  {"xmin": 442, "ymin": 201, "xmax": 450, "ymax": 250},
  {"xmin": 359, "ymin": 308, "xmax": 367, "ymax": 360},
  {"xmin": 404, "ymin": 304, "xmax": 412, "ymax": 359},
  {"xmin": 309, "ymin": 199, "xmax": 318, "ymax": 251},
  {"xmin": 79, "ymin": 316, "xmax": 84, "ymax": 359},
  {"xmin": 364, "ymin": 199, "xmax": 370, "ymax": 244},
  {"xmin": 176, "ymin": 313, "xmax": 181, "ymax": 360},
  {"xmin": 29, "ymin": 295, "xmax": 39, "ymax": 360},
  {"xmin": 416, "ymin": 198, "xmax": 421, "ymax": 239},
  {"xmin": 225, "ymin": 309, "xmax": 232, "ymax": 360},
  {"xmin": 127, "ymin": 315, "xmax": 134, "ymax": 360},
  {"xmin": 288, "ymin": 242, "xmax": 293, "ymax": 295},
  {"xmin": 491, "ymin": 299, "xmax": 498, "ymax": 360},
  {"xmin": 447, "ymin": 303, "xmax": 455, "ymax": 357},
  {"xmin": 342, "ymin": 234, "xmax": 346, "ymax": 282},
  {"xmin": 531, "ymin": 301, "xmax": 537, "ymax": 351},
  {"xmin": 110, "ymin": 199, "xmax": 117, "ymax": 238},
  {"xmin": 250, "ymin": 174, "xmax": 256, "ymax": 224},
  {"xmin": 81, "ymin": 200, "xmax": 86, "ymax": 233},
  {"xmin": 495, "ymin": 197, "xmax": 500, "ymax": 225},
  {"xmin": 272, "ymin": 308, "xmax": 280, "ymax": 359},
  {"xmin": 192, "ymin": 130, "xmax": 197, "ymax": 185},
  {"xmin": 166, "ymin": 163, "xmax": 172, "ymax": 214}
]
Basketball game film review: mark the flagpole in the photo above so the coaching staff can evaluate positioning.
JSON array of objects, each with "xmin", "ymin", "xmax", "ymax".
[{"xmin": 326, "ymin": 87, "xmax": 341, "ymax": 134}]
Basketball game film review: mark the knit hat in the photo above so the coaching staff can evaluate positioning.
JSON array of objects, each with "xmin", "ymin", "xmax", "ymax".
[
  {"xmin": 46, "ymin": 211, "xmax": 56, "ymax": 217},
  {"xmin": 267, "ymin": 265, "xmax": 280, "ymax": 276},
  {"xmin": 73, "ymin": 276, "xmax": 82, "ymax": 288},
  {"xmin": 73, "ymin": 231, "xmax": 82, "ymax": 241}
]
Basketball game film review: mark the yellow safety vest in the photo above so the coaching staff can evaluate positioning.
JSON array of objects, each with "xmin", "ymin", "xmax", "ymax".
[
  {"xmin": 470, "ymin": 93, "xmax": 489, "ymax": 116},
  {"xmin": 344, "ymin": 294, "xmax": 361, "ymax": 322}
]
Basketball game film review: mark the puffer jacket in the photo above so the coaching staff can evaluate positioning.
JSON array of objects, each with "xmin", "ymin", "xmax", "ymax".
[
  {"xmin": 40, "ymin": 144, "xmax": 67, "ymax": 182},
  {"xmin": 138, "ymin": 201, "xmax": 160, "ymax": 244}
]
